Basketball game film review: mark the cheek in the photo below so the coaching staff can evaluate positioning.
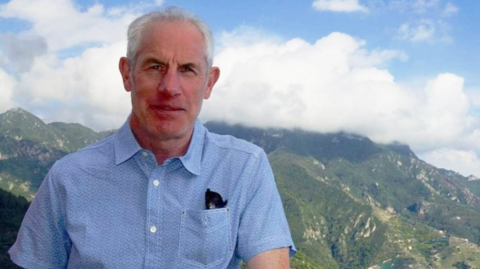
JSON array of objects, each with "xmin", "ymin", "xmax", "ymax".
[
  {"xmin": 132, "ymin": 80, "xmax": 157, "ymax": 102},
  {"xmin": 190, "ymin": 79, "xmax": 208, "ymax": 99},
  {"xmin": 189, "ymin": 90, "xmax": 206, "ymax": 109}
]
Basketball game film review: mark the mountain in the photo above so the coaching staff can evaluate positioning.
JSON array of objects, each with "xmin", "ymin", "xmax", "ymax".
[
  {"xmin": 0, "ymin": 108, "xmax": 109, "ymax": 199},
  {"xmin": 206, "ymin": 121, "xmax": 480, "ymax": 268},
  {"xmin": 1, "ymin": 108, "xmax": 480, "ymax": 268},
  {"xmin": 0, "ymin": 188, "xmax": 29, "ymax": 269}
]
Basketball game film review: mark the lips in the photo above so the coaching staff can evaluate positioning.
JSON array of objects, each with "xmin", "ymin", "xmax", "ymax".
[
  {"xmin": 150, "ymin": 104, "xmax": 184, "ymax": 117},
  {"xmin": 158, "ymin": 105, "xmax": 182, "ymax": 111},
  {"xmin": 150, "ymin": 102, "xmax": 183, "ymax": 109}
]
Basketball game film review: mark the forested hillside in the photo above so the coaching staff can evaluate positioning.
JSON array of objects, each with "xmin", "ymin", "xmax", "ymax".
[
  {"xmin": 2, "ymin": 109, "xmax": 480, "ymax": 268},
  {"xmin": 0, "ymin": 188, "xmax": 29, "ymax": 268}
]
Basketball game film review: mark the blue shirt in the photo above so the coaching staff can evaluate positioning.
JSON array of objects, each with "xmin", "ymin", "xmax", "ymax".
[{"xmin": 9, "ymin": 119, "xmax": 296, "ymax": 269}]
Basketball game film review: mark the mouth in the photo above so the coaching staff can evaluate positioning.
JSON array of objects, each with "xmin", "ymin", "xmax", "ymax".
[{"xmin": 150, "ymin": 105, "xmax": 184, "ymax": 115}]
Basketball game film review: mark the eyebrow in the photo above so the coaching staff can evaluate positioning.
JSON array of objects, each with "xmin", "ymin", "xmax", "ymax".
[
  {"xmin": 142, "ymin": 58, "xmax": 199, "ymax": 68},
  {"xmin": 181, "ymin": 62, "xmax": 200, "ymax": 69},
  {"xmin": 142, "ymin": 57, "xmax": 164, "ymax": 65}
]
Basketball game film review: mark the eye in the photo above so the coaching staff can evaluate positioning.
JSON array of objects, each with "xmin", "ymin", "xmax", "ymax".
[
  {"xmin": 180, "ymin": 65, "xmax": 195, "ymax": 73},
  {"xmin": 147, "ymin": 63, "xmax": 166, "ymax": 72}
]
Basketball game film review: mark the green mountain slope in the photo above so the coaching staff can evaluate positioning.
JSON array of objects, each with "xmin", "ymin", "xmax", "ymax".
[
  {"xmin": 206, "ymin": 121, "xmax": 480, "ymax": 268},
  {"xmin": 0, "ymin": 108, "xmax": 106, "ymax": 199},
  {"xmin": 0, "ymin": 188, "xmax": 29, "ymax": 269},
  {"xmin": 270, "ymin": 148, "xmax": 480, "ymax": 268},
  {"xmin": 271, "ymin": 149, "xmax": 386, "ymax": 268},
  {"xmin": 2, "ymin": 110, "xmax": 480, "ymax": 268}
]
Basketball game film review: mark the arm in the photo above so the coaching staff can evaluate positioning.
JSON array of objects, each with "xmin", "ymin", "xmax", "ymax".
[
  {"xmin": 236, "ymin": 150, "xmax": 296, "ymax": 264},
  {"xmin": 8, "ymin": 163, "xmax": 71, "ymax": 269},
  {"xmin": 246, "ymin": 248, "xmax": 290, "ymax": 269}
]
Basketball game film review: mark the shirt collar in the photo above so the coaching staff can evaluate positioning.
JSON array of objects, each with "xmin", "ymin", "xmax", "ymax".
[
  {"xmin": 178, "ymin": 119, "xmax": 205, "ymax": 176},
  {"xmin": 114, "ymin": 117, "xmax": 205, "ymax": 176},
  {"xmin": 114, "ymin": 116, "xmax": 143, "ymax": 165}
]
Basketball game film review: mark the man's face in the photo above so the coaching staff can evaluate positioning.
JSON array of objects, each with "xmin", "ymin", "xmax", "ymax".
[{"xmin": 120, "ymin": 21, "xmax": 220, "ymax": 141}]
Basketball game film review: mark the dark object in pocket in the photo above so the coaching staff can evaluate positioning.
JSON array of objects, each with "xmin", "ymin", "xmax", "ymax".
[{"xmin": 205, "ymin": 189, "xmax": 228, "ymax": 209}]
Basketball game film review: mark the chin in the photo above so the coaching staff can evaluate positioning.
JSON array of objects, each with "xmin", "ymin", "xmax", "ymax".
[{"xmin": 150, "ymin": 123, "xmax": 188, "ymax": 139}]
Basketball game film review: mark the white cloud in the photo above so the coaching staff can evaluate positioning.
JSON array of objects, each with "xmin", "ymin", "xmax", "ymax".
[
  {"xmin": 201, "ymin": 28, "xmax": 479, "ymax": 162},
  {"xmin": 419, "ymin": 149, "xmax": 480, "ymax": 178},
  {"xmin": 465, "ymin": 88, "xmax": 480, "ymax": 108},
  {"xmin": 395, "ymin": 19, "xmax": 452, "ymax": 43},
  {"xmin": 0, "ymin": 0, "xmax": 160, "ymax": 129},
  {"xmin": 390, "ymin": 0, "xmax": 456, "ymax": 43},
  {"xmin": 413, "ymin": 0, "xmax": 440, "ymax": 13},
  {"xmin": 0, "ymin": 33, "xmax": 48, "ymax": 73},
  {"xmin": 12, "ymin": 41, "xmax": 131, "ymax": 130},
  {"xmin": 442, "ymin": 2, "xmax": 459, "ymax": 17},
  {"xmin": 0, "ymin": 68, "xmax": 17, "ymax": 111},
  {"xmin": 396, "ymin": 20, "xmax": 436, "ymax": 42},
  {"xmin": 0, "ymin": 0, "xmax": 141, "ymax": 51},
  {"xmin": 0, "ymin": 0, "xmax": 478, "ymax": 177},
  {"xmin": 388, "ymin": 0, "xmax": 440, "ymax": 13},
  {"xmin": 312, "ymin": 0, "xmax": 368, "ymax": 13},
  {"xmin": 217, "ymin": 26, "xmax": 283, "ymax": 51}
]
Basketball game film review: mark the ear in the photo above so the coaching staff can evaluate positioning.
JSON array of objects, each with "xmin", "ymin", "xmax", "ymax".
[
  {"xmin": 203, "ymin": 66, "xmax": 220, "ymax": 99},
  {"xmin": 119, "ymin": 57, "xmax": 132, "ymax": 92}
]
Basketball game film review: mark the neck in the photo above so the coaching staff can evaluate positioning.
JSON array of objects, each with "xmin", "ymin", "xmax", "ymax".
[{"xmin": 129, "ymin": 117, "xmax": 193, "ymax": 165}]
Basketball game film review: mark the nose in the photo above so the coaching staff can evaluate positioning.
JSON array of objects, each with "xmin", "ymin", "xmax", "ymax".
[{"xmin": 158, "ymin": 68, "xmax": 181, "ymax": 96}]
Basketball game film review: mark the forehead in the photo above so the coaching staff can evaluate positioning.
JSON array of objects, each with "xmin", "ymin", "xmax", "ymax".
[{"xmin": 136, "ymin": 20, "xmax": 207, "ymax": 65}]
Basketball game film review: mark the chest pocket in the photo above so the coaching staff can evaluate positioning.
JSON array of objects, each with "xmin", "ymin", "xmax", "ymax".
[{"xmin": 178, "ymin": 208, "xmax": 232, "ymax": 268}]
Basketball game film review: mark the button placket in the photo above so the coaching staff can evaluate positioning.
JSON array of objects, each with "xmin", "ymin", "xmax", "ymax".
[{"xmin": 144, "ymin": 158, "xmax": 165, "ymax": 268}]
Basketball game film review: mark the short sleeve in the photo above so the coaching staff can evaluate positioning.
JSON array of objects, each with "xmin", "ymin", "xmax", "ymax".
[
  {"xmin": 236, "ymin": 150, "xmax": 296, "ymax": 262},
  {"xmin": 9, "ymin": 163, "xmax": 72, "ymax": 269}
]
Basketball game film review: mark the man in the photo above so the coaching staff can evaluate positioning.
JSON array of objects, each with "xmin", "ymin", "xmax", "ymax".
[{"xmin": 9, "ymin": 6, "xmax": 295, "ymax": 269}]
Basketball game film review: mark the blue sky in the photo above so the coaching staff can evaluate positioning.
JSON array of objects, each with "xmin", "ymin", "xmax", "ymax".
[
  {"xmin": 0, "ymin": 0, "xmax": 479, "ymax": 177},
  {"xmin": 2, "ymin": 0, "xmax": 478, "ymax": 84},
  {"xmin": 175, "ymin": 0, "xmax": 479, "ymax": 87}
]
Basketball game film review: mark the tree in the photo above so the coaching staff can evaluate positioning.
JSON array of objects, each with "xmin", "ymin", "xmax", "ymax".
[{"xmin": 452, "ymin": 261, "xmax": 471, "ymax": 269}]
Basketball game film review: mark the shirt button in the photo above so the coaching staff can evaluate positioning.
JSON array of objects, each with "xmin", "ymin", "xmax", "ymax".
[
  {"xmin": 153, "ymin": 180, "xmax": 160, "ymax": 187},
  {"xmin": 141, "ymin": 151, "xmax": 148, "ymax": 157},
  {"xmin": 150, "ymin": 225, "xmax": 157, "ymax": 233}
]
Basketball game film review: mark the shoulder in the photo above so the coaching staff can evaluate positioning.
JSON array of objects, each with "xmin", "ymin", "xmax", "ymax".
[
  {"xmin": 204, "ymin": 129, "xmax": 265, "ymax": 160},
  {"xmin": 51, "ymin": 133, "xmax": 116, "ymax": 174}
]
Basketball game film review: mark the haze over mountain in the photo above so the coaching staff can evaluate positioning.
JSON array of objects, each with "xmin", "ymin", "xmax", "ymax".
[{"xmin": 1, "ymin": 108, "xmax": 480, "ymax": 268}]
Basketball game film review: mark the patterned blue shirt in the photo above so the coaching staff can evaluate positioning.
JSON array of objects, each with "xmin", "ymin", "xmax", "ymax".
[{"xmin": 9, "ymin": 118, "xmax": 296, "ymax": 268}]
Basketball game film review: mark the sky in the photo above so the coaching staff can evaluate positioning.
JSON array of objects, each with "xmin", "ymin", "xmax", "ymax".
[{"xmin": 0, "ymin": 0, "xmax": 479, "ymax": 178}]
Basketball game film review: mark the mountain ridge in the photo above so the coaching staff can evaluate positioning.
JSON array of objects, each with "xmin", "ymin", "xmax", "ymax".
[{"xmin": 2, "ymin": 109, "xmax": 480, "ymax": 268}]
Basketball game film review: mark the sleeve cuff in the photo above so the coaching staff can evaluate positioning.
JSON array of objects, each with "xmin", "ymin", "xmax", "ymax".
[
  {"xmin": 239, "ymin": 236, "xmax": 297, "ymax": 262},
  {"xmin": 9, "ymin": 249, "xmax": 59, "ymax": 269}
]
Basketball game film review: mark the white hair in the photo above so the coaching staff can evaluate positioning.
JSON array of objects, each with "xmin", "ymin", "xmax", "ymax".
[{"xmin": 126, "ymin": 6, "xmax": 214, "ymax": 68}]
